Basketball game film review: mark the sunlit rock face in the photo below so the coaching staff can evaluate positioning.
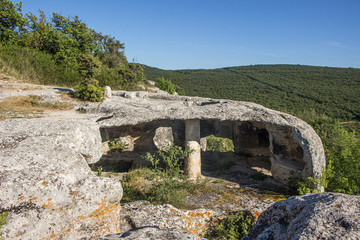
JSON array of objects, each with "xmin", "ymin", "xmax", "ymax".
[
  {"xmin": 0, "ymin": 119, "xmax": 122, "ymax": 240},
  {"xmin": 243, "ymin": 193, "xmax": 360, "ymax": 240},
  {"xmin": 87, "ymin": 91, "xmax": 326, "ymax": 183}
]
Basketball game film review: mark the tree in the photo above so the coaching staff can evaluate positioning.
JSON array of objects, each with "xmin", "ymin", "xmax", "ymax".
[{"xmin": 0, "ymin": 0, "xmax": 28, "ymax": 43}]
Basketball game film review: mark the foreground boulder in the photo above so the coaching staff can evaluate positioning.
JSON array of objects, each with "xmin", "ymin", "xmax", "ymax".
[
  {"xmin": 0, "ymin": 119, "xmax": 122, "ymax": 239},
  {"xmin": 119, "ymin": 201, "xmax": 221, "ymax": 236},
  {"xmin": 242, "ymin": 193, "xmax": 360, "ymax": 240},
  {"xmin": 87, "ymin": 226, "xmax": 205, "ymax": 240}
]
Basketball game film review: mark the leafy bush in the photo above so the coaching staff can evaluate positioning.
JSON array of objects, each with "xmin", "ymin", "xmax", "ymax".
[
  {"xmin": 143, "ymin": 145, "xmax": 192, "ymax": 178},
  {"xmin": 155, "ymin": 76, "xmax": 185, "ymax": 95},
  {"xmin": 251, "ymin": 171, "xmax": 267, "ymax": 181},
  {"xmin": 74, "ymin": 79, "xmax": 104, "ymax": 102},
  {"xmin": 206, "ymin": 211, "xmax": 255, "ymax": 240},
  {"xmin": 120, "ymin": 146, "xmax": 212, "ymax": 208},
  {"xmin": 309, "ymin": 118, "xmax": 360, "ymax": 195}
]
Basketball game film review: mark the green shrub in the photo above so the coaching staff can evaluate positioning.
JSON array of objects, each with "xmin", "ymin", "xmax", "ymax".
[
  {"xmin": 251, "ymin": 171, "xmax": 267, "ymax": 181},
  {"xmin": 155, "ymin": 76, "xmax": 185, "ymax": 95},
  {"xmin": 74, "ymin": 79, "xmax": 105, "ymax": 102},
  {"xmin": 206, "ymin": 211, "xmax": 255, "ymax": 240},
  {"xmin": 143, "ymin": 145, "xmax": 192, "ymax": 178}
]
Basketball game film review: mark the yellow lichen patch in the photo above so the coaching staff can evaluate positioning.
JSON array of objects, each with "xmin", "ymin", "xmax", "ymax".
[
  {"xmin": 48, "ymin": 199, "xmax": 121, "ymax": 240},
  {"xmin": 250, "ymin": 210, "xmax": 263, "ymax": 223},
  {"xmin": 41, "ymin": 181, "xmax": 49, "ymax": 186},
  {"xmin": 17, "ymin": 196, "xmax": 24, "ymax": 200}
]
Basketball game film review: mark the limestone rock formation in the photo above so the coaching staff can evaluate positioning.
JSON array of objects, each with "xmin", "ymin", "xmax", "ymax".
[
  {"xmin": 87, "ymin": 226, "xmax": 206, "ymax": 240},
  {"xmin": 119, "ymin": 200, "xmax": 222, "ymax": 236},
  {"xmin": 242, "ymin": 193, "xmax": 360, "ymax": 240},
  {"xmin": 84, "ymin": 92, "xmax": 326, "ymax": 183},
  {"xmin": 0, "ymin": 119, "xmax": 123, "ymax": 239}
]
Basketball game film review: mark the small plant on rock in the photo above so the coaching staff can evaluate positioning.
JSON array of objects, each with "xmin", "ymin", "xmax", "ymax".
[
  {"xmin": 108, "ymin": 139, "xmax": 126, "ymax": 152},
  {"xmin": 0, "ymin": 211, "xmax": 10, "ymax": 240},
  {"xmin": 206, "ymin": 211, "xmax": 255, "ymax": 240}
]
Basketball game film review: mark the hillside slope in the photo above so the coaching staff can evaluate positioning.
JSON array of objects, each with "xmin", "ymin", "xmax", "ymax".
[{"xmin": 144, "ymin": 65, "xmax": 360, "ymax": 120}]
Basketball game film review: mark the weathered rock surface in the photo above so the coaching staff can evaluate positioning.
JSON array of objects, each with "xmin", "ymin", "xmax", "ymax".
[
  {"xmin": 119, "ymin": 201, "xmax": 222, "ymax": 236},
  {"xmin": 0, "ymin": 119, "xmax": 123, "ymax": 239},
  {"xmin": 86, "ymin": 226, "xmax": 206, "ymax": 240},
  {"xmin": 242, "ymin": 193, "xmax": 360, "ymax": 240}
]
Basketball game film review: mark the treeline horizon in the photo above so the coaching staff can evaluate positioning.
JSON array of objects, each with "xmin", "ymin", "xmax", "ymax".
[{"xmin": 144, "ymin": 64, "xmax": 360, "ymax": 121}]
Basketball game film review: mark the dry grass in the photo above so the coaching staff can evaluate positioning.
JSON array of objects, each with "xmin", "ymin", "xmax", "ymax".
[{"xmin": 0, "ymin": 95, "xmax": 73, "ymax": 120}]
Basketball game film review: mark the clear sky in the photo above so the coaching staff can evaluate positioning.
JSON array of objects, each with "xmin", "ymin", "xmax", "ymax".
[{"xmin": 21, "ymin": 0, "xmax": 360, "ymax": 70}]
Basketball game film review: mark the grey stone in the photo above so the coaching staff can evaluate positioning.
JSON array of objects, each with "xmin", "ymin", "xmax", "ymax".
[
  {"xmin": 86, "ymin": 227, "xmax": 206, "ymax": 240},
  {"xmin": 120, "ymin": 201, "xmax": 222, "ymax": 236},
  {"xmin": 118, "ymin": 137, "xmax": 135, "ymax": 151},
  {"xmin": 153, "ymin": 127, "xmax": 174, "ymax": 150},
  {"xmin": 0, "ymin": 119, "xmax": 123, "ymax": 240},
  {"xmin": 105, "ymin": 86, "xmax": 112, "ymax": 98},
  {"xmin": 242, "ymin": 193, "xmax": 360, "ymax": 240}
]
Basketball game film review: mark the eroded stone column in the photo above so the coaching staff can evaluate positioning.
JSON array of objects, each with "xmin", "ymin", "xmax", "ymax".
[{"xmin": 185, "ymin": 119, "xmax": 201, "ymax": 180}]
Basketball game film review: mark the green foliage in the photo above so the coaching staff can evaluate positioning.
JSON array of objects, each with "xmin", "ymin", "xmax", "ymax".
[
  {"xmin": 143, "ymin": 145, "xmax": 192, "ymax": 178},
  {"xmin": 298, "ymin": 117, "xmax": 360, "ymax": 195},
  {"xmin": 0, "ymin": 0, "xmax": 145, "ymax": 91},
  {"xmin": 97, "ymin": 166, "xmax": 103, "ymax": 176},
  {"xmin": 206, "ymin": 211, "xmax": 255, "ymax": 240},
  {"xmin": 108, "ymin": 139, "xmax": 126, "ymax": 152},
  {"xmin": 74, "ymin": 79, "xmax": 104, "ymax": 102},
  {"xmin": 0, "ymin": 0, "xmax": 28, "ymax": 44},
  {"xmin": 0, "ymin": 211, "xmax": 10, "ymax": 239},
  {"xmin": 121, "ymin": 168, "xmax": 201, "ymax": 208},
  {"xmin": 251, "ymin": 171, "xmax": 267, "ymax": 181},
  {"xmin": 297, "ymin": 177, "xmax": 320, "ymax": 195},
  {"xmin": 206, "ymin": 135, "xmax": 234, "ymax": 152},
  {"xmin": 155, "ymin": 76, "xmax": 185, "ymax": 95},
  {"xmin": 121, "ymin": 146, "xmax": 208, "ymax": 208}
]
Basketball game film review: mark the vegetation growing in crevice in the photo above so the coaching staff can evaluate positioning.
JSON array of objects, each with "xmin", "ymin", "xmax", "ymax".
[
  {"xmin": 121, "ymin": 146, "xmax": 214, "ymax": 208},
  {"xmin": 206, "ymin": 211, "xmax": 255, "ymax": 240},
  {"xmin": 0, "ymin": 211, "xmax": 10, "ymax": 240}
]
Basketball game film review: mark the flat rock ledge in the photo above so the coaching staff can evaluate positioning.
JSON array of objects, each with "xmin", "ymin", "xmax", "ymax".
[
  {"xmin": 0, "ymin": 119, "xmax": 123, "ymax": 240},
  {"xmin": 242, "ymin": 192, "xmax": 360, "ymax": 240}
]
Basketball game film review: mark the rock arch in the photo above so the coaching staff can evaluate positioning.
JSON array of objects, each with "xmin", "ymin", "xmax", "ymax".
[{"xmin": 89, "ymin": 92, "xmax": 326, "ymax": 184}]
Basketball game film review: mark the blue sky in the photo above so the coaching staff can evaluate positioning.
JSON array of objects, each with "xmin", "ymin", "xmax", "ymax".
[{"xmin": 21, "ymin": 0, "xmax": 360, "ymax": 70}]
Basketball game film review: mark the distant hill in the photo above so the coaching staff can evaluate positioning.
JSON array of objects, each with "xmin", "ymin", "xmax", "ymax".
[{"xmin": 144, "ymin": 65, "xmax": 360, "ymax": 121}]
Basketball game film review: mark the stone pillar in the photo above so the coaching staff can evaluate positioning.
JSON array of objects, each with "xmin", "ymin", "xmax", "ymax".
[
  {"xmin": 185, "ymin": 119, "xmax": 201, "ymax": 180},
  {"xmin": 104, "ymin": 86, "xmax": 112, "ymax": 98}
]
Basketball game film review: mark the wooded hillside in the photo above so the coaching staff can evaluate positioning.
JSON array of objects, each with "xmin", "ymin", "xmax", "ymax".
[{"xmin": 144, "ymin": 65, "xmax": 360, "ymax": 121}]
